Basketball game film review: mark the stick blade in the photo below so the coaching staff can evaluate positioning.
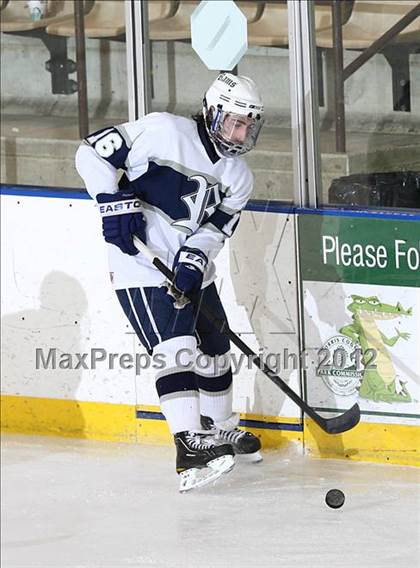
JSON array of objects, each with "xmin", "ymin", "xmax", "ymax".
[{"xmin": 320, "ymin": 403, "xmax": 361, "ymax": 434}]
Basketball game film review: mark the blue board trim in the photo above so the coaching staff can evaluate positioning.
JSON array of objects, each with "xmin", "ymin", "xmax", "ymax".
[
  {"xmin": 136, "ymin": 409, "xmax": 303, "ymax": 431},
  {"xmin": 246, "ymin": 200, "xmax": 420, "ymax": 220},
  {"xmin": 295, "ymin": 206, "xmax": 420, "ymax": 221},
  {"xmin": 1, "ymin": 184, "xmax": 419, "ymax": 220},
  {"xmin": 0, "ymin": 184, "xmax": 91, "ymax": 200},
  {"xmin": 244, "ymin": 200, "xmax": 295, "ymax": 214}
]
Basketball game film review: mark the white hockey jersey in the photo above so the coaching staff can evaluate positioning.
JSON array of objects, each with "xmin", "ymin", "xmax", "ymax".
[{"xmin": 75, "ymin": 112, "xmax": 253, "ymax": 289}]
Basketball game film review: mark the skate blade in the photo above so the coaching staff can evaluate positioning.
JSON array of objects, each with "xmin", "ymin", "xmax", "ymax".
[
  {"xmin": 179, "ymin": 455, "xmax": 235, "ymax": 493},
  {"xmin": 237, "ymin": 451, "xmax": 263, "ymax": 463}
]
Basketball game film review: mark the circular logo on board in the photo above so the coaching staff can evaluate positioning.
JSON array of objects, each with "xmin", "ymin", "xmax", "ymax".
[{"xmin": 316, "ymin": 335, "xmax": 363, "ymax": 396}]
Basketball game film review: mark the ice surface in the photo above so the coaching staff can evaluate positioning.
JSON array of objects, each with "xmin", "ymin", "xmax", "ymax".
[{"xmin": 2, "ymin": 435, "xmax": 419, "ymax": 567}]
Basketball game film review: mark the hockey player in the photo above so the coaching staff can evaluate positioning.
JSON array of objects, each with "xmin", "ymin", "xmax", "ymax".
[{"xmin": 75, "ymin": 73, "xmax": 264, "ymax": 492}]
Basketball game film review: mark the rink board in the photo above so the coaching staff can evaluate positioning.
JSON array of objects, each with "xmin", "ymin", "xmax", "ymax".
[
  {"xmin": 299, "ymin": 212, "xmax": 420, "ymax": 424},
  {"xmin": 1, "ymin": 186, "xmax": 419, "ymax": 465},
  {"xmin": 0, "ymin": 187, "xmax": 303, "ymax": 453}
]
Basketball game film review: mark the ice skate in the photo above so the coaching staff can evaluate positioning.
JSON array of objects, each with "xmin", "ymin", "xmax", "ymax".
[
  {"xmin": 201, "ymin": 414, "xmax": 262, "ymax": 463},
  {"xmin": 174, "ymin": 431, "xmax": 235, "ymax": 492}
]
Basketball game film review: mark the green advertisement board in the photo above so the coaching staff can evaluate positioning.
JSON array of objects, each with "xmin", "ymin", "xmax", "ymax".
[
  {"xmin": 300, "ymin": 214, "xmax": 419, "ymax": 288},
  {"xmin": 298, "ymin": 213, "xmax": 420, "ymax": 423}
]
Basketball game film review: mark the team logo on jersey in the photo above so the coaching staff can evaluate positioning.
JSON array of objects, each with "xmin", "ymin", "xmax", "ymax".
[{"xmin": 171, "ymin": 174, "xmax": 222, "ymax": 234}]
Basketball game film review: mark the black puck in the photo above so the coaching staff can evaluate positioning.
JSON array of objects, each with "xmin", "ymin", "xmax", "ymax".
[{"xmin": 325, "ymin": 489, "xmax": 345, "ymax": 509}]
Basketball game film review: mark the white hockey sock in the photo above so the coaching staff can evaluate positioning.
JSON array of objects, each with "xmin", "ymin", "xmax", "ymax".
[
  {"xmin": 154, "ymin": 336, "xmax": 201, "ymax": 434},
  {"xmin": 195, "ymin": 350, "xmax": 233, "ymax": 422}
]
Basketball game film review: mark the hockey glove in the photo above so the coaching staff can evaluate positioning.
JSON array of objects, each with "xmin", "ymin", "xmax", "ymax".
[
  {"xmin": 96, "ymin": 191, "xmax": 146, "ymax": 256},
  {"xmin": 172, "ymin": 247, "xmax": 208, "ymax": 295}
]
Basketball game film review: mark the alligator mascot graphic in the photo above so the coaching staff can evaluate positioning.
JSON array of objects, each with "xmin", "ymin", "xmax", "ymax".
[{"xmin": 339, "ymin": 295, "xmax": 412, "ymax": 403}]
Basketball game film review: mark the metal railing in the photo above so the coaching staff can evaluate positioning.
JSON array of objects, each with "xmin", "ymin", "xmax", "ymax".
[{"xmin": 331, "ymin": 1, "xmax": 420, "ymax": 152}]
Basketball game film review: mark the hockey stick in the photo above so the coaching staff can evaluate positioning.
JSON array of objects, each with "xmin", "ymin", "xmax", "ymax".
[{"xmin": 133, "ymin": 236, "xmax": 360, "ymax": 435}]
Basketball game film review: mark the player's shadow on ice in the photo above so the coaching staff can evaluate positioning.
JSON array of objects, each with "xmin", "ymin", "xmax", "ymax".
[{"xmin": 2, "ymin": 271, "xmax": 88, "ymax": 437}]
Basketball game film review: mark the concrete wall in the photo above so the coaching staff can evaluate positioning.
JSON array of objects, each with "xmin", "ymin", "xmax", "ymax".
[{"xmin": 2, "ymin": 32, "xmax": 420, "ymax": 130}]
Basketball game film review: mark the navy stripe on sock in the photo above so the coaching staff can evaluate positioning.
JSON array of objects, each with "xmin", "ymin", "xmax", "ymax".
[
  {"xmin": 196, "ymin": 369, "xmax": 232, "ymax": 393},
  {"xmin": 156, "ymin": 371, "xmax": 198, "ymax": 398}
]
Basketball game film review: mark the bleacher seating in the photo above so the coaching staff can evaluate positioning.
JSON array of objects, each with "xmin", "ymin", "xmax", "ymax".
[
  {"xmin": 46, "ymin": 0, "xmax": 177, "ymax": 40},
  {"xmin": 245, "ymin": 1, "xmax": 354, "ymax": 106},
  {"xmin": 149, "ymin": 1, "xmax": 261, "ymax": 42},
  {"xmin": 316, "ymin": 1, "xmax": 420, "ymax": 49},
  {"xmin": 0, "ymin": 0, "xmax": 93, "ymax": 95},
  {"xmin": 2, "ymin": 0, "xmax": 419, "ymax": 144},
  {"xmin": 316, "ymin": 1, "xmax": 420, "ymax": 113},
  {"xmin": 0, "ymin": 0, "xmax": 78, "ymax": 32},
  {"xmin": 247, "ymin": 1, "xmax": 341, "ymax": 47}
]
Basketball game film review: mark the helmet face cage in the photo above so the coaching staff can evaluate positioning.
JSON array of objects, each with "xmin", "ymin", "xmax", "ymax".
[
  {"xmin": 203, "ymin": 73, "xmax": 264, "ymax": 158},
  {"xmin": 207, "ymin": 107, "xmax": 264, "ymax": 158}
]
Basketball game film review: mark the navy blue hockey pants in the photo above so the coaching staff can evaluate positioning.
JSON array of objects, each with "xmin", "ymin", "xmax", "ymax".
[{"xmin": 116, "ymin": 283, "xmax": 233, "ymax": 433}]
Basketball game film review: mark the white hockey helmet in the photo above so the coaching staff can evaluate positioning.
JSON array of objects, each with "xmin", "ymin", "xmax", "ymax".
[{"xmin": 203, "ymin": 72, "xmax": 264, "ymax": 158}]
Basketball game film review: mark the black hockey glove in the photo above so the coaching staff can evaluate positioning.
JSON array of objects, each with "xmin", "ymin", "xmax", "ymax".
[
  {"xmin": 96, "ymin": 191, "xmax": 146, "ymax": 256},
  {"xmin": 172, "ymin": 246, "xmax": 208, "ymax": 295}
]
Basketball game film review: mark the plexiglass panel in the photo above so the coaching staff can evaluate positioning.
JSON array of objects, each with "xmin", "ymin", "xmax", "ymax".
[
  {"xmin": 146, "ymin": 0, "xmax": 295, "ymax": 202},
  {"xmin": 1, "ymin": 0, "xmax": 128, "ymax": 188},
  {"xmin": 314, "ymin": 0, "xmax": 420, "ymax": 211}
]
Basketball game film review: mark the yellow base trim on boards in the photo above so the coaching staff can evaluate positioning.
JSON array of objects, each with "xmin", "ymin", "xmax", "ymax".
[
  {"xmin": 1, "ymin": 395, "xmax": 419, "ymax": 466},
  {"xmin": 304, "ymin": 418, "xmax": 419, "ymax": 467},
  {"xmin": 0, "ymin": 395, "xmax": 302, "ymax": 449},
  {"xmin": 1, "ymin": 395, "xmax": 140, "ymax": 442}
]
